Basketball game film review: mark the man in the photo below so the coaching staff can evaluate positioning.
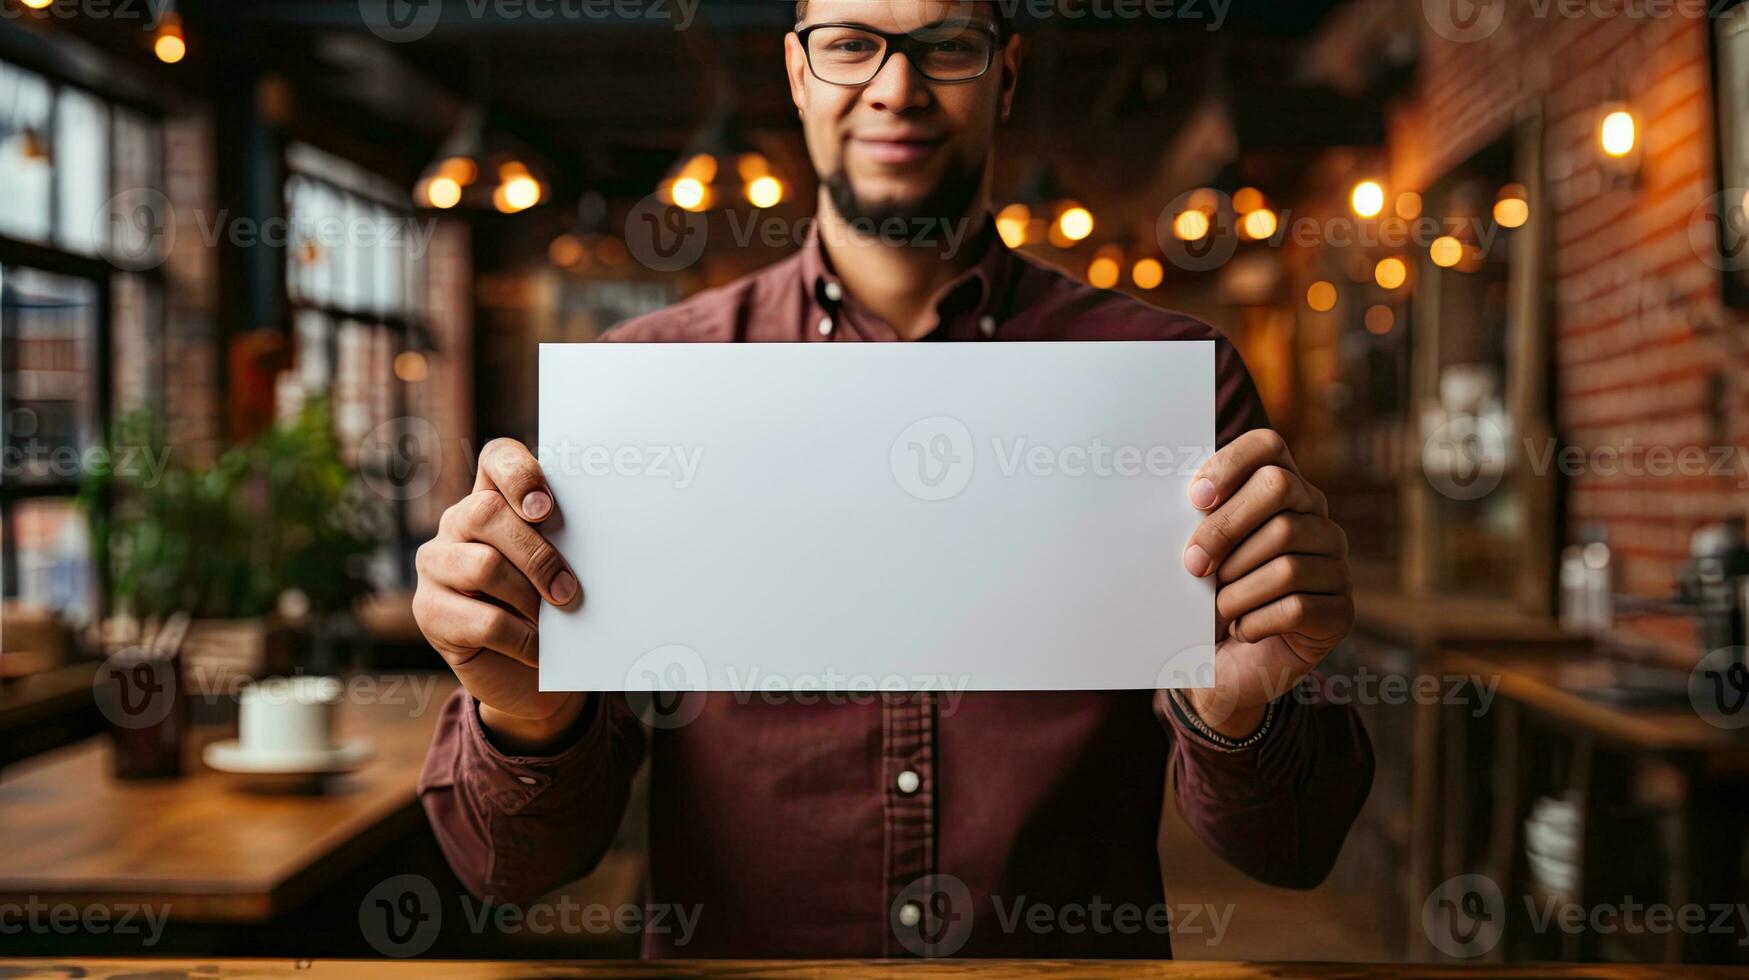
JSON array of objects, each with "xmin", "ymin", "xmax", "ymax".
[{"xmin": 416, "ymin": 0, "xmax": 1372, "ymax": 958}]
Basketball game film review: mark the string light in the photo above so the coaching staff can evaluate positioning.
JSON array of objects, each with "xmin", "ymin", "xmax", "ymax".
[
  {"xmin": 1131, "ymin": 258, "xmax": 1164, "ymax": 290},
  {"xmin": 1364, "ymin": 305, "xmax": 1394, "ymax": 335},
  {"xmin": 1306, "ymin": 280, "xmax": 1337, "ymax": 312},
  {"xmin": 393, "ymin": 351, "xmax": 429, "ymax": 384},
  {"xmin": 1430, "ymin": 236, "xmax": 1463, "ymax": 268},
  {"xmin": 1395, "ymin": 192, "xmax": 1423, "ymax": 220},
  {"xmin": 746, "ymin": 175, "xmax": 784, "ymax": 208},
  {"xmin": 1351, "ymin": 180, "xmax": 1385, "ymax": 219},
  {"xmin": 996, "ymin": 203, "xmax": 1031, "ymax": 248},
  {"xmin": 1232, "ymin": 187, "xmax": 1264, "ymax": 214},
  {"xmin": 1374, "ymin": 256, "xmax": 1407, "ymax": 290},
  {"xmin": 1054, "ymin": 204, "xmax": 1094, "ymax": 244},
  {"xmin": 21, "ymin": 0, "xmax": 53, "ymax": 9},
  {"xmin": 1240, "ymin": 208, "xmax": 1277, "ymax": 241},
  {"xmin": 1087, "ymin": 246, "xmax": 1122, "ymax": 290},
  {"xmin": 670, "ymin": 177, "xmax": 707, "ymax": 212},
  {"xmin": 1173, "ymin": 209, "xmax": 1210, "ymax": 242}
]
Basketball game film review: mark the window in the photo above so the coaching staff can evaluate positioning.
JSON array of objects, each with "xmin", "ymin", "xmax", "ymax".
[
  {"xmin": 283, "ymin": 142, "xmax": 431, "ymax": 585},
  {"xmin": 0, "ymin": 58, "xmax": 166, "ymax": 627}
]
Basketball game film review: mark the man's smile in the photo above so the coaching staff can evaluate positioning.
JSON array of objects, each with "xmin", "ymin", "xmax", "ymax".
[{"xmin": 850, "ymin": 133, "xmax": 946, "ymax": 164}]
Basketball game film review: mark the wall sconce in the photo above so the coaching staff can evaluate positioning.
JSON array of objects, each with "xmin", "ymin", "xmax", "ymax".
[{"xmin": 1598, "ymin": 101, "xmax": 1641, "ymax": 183}]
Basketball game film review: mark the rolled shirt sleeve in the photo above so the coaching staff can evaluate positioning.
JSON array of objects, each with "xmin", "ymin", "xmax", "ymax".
[
  {"xmin": 418, "ymin": 687, "xmax": 647, "ymax": 904},
  {"xmin": 1155, "ymin": 682, "xmax": 1374, "ymax": 889}
]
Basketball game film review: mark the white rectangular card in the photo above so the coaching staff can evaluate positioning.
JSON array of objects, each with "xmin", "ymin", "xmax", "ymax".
[{"xmin": 538, "ymin": 340, "xmax": 1215, "ymax": 693}]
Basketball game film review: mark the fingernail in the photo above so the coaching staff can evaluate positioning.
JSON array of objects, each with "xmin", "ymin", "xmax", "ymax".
[
  {"xmin": 1183, "ymin": 544, "xmax": 1212, "ymax": 577},
  {"xmin": 1189, "ymin": 479, "xmax": 1217, "ymax": 510},
  {"xmin": 551, "ymin": 571, "xmax": 577, "ymax": 604},
  {"xmin": 523, "ymin": 491, "xmax": 552, "ymax": 519}
]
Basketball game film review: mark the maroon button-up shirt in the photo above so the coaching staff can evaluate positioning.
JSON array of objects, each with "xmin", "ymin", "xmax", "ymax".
[{"xmin": 419, "ymin": 221, "xmax": 1374, "ymax": 959}]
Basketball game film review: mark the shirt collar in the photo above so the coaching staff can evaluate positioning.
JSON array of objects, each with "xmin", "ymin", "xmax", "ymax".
[{"xmin": 799, "ymin": 215, "xmax": 1012, "ymax": 341}]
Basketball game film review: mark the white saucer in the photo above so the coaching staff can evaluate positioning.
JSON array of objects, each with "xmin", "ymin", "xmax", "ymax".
[{"xmin": 203, "ymin": 738, "xmax": 374, "ymax": 775}]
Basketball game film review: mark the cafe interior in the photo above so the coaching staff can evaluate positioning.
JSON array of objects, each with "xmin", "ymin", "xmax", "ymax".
[{"xmin": 2, "ymin": 0, "xmax": 1749, "ymax": 971}]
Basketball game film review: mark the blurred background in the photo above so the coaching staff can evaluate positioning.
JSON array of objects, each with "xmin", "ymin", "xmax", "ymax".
[{"xmin": 2, "ymin": 0, "xmax": 1748, "ymax": 967}]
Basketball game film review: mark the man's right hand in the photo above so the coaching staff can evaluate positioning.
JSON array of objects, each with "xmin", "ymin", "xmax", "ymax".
[{"xmin": 414, "ymin": 437, "xmax": 587, "ymax": 752}]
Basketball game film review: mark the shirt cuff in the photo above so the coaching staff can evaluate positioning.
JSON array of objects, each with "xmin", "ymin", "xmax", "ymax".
[{"xmin": 460, "ymin": 692, "xmax": 609, "ymax": 815}]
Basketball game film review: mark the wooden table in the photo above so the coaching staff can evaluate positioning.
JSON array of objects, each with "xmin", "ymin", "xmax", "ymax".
[
  {"xmin": 0, "ymin": 674, "xmax": 457, "ymax": 923},
  {"xmin": 1440, "ymin": 650, "xmax": 1749, "ymax": 962},
  {"xmin": 0, "ymin": 959, "xmax": 1742, "ymax": 978}
]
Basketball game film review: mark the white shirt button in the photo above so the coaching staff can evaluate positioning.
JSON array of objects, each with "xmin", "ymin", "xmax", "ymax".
[
  {"xmin": 824, "ymin": 281, "xmax": 843, "ymax": 302},
  {"xmin": 979, "ymin": 315, "xmax": 997, "ymax": 337},
  {"xmin": 817, "ymin": 316, "xmax": 834, "ymax": 337},
  {"xmin": 517, "ymin": 776, "xmax": 538, "ymax": 785},
  {"xmin": 896, "ymin": 770, "xmax": 921, "ymax": 795},
  {"xmin": 898, "ymin": 902, "xmax": 922, "ymax": 927}
]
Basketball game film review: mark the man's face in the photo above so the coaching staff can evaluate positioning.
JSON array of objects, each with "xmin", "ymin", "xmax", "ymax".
[{"xmin": 785, "ymin": 0, "xmax": 1020, "ymax": 223}]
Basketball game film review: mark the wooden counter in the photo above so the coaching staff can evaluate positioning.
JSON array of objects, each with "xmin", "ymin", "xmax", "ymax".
[{"xmin": 0, "ymin": 959, "xmax": 1742, "ymax": 977}]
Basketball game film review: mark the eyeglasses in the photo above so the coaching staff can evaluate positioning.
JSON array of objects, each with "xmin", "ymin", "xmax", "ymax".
[{"xmin": 797, "ymin": 22, "xmax": 1000, "ymax": 87}]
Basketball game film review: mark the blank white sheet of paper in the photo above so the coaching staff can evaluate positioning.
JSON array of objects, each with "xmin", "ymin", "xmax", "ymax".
[{"xmin": 538, "ymin": 340, "xmax": 1215, "ymax": 693}]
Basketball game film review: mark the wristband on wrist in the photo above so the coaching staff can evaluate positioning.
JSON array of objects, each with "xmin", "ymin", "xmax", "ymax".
[{"xmin": 1169, "ymin": 687, "xmax": 1279, "ymax": 753}]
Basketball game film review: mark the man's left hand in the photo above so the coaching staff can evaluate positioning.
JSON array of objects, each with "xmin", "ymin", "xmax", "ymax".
[{"xmin": 1179, "ymin": 429, "xmax": 1353, "ymax": 738}]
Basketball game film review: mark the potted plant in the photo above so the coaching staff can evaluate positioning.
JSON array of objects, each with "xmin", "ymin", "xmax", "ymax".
[{"xmin": 81, "ymin": 399, "xmax": 385, "ymax": 701}]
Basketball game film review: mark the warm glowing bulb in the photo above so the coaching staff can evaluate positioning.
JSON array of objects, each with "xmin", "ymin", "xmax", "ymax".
[
  {"xmin": 1055, "ymin": 206, "xmax": 1094, "ymax": 243},
  {"xmin": 1395, "ymin": 192, "xmax": 1423, "ymax": 220},
  {"xmin": 21, "ymin": 0, "xmax": 53, "ymax": 8},
  {"xmin": 1173, "ymin": 209, "xmax": 1210, "ymax": 241},
  {"xmin": 1364, "ymin": 305, "xmax": 1394, "ymax": 335},
  {"xmin": 1232, "ymin": 187, "xmax": 1264, "ymax": 214},
  {"xmin": 1374, "ymin": 256, "xmax": 1408, "ymax": 289},
  {"xmin": 393, "ymin": 350, "xmax": 429, "ymax": 384},
  {"xmin": 1241, "ymin": 208, "xmax": 1277, "ymax": 241},
  {"xmin": 683, "ymin": 153, "xmax": 718, "ymax": 184},
  {"xmin": 1088, "ymin": 255, "xmax": 1121, "ymax": 290},
  {"xmin": 996, "ymin": 203, "xmax": 1031, "ymax": 248},
  {"xmin": 1351, "ymin": 180, "xmax": 1385, "ymax": 218},
  {"xmin": 737, "ymin": 152, "xmax": 770, "ymax": 181},
  {"xmin": 501, "ymin": 175, "xmax": 541, "ymax": 211},
  {"xmin": 1600, "ymin": 110, "xmax": 1637, "ymax": 158},
  {"xmin": 671, "ymin": 177, "xmax": 707, "ymax": 212},
  {"xmin": 1493, "ymin": 197, "xmax": 1529, "ymax": 228},
  {"xmin": 746, "ymin": 176, "xmax": 783, "ymax": 209},
  {"xmin": 1430, "ymin": 236, "xmax": 1463, "ymax": 268},
  {"xmin": 154, "ymin": 32, "xmax": 186, "ymax": 64},
  {"xmin": 1306, "ymin": 280, "xmax": 1337, "ymax": 312},
  {"xmin": 548, "ymin": 234, "xmax": 585, "ymax": 267},
  {"xmin": 425, "ymin": 176, "xmax": 462, "ymax": 209},
  {"xmin": 1131, "ymin": 258, "xmax": 1164, "ymax": 290}
]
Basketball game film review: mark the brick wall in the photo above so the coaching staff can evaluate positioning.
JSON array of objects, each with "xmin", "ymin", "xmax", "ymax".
[{"xmin": 1350, "ymin": 1, "xmax": 1749, "ymax": 656}]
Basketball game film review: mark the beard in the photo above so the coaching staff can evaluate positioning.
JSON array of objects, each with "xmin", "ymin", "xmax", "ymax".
[{"xmin": 822, "ymin": 156, "xmax": 985, "ymax": 244}]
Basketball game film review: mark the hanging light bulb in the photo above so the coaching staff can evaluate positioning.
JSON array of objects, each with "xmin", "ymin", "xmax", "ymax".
[
  {"xmin": 996, "ymin": 203, "xmax": 1031, "ymax": 248},
  {"xmin": 1053, "ymin": 203, "xmax": 1094, "ymax": 245},
  {"xmin": 746, "ymin": 175, "xmax": 784, "ymax": 209},
  {"xmin": 153, "ymin": 12, "xmax": 186, "ymax": 64},
  {"xmin": 1351, "ymin": 180, "xmax": 1385, "ymax": 219}
]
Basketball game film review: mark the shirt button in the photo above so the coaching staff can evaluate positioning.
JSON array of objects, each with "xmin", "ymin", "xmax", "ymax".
[
  {"xmin": 824, "ymin": 281, "xmax": 843, "ymax": 302},
  {"xmin": 517, "ymin": 776, "xmax": 538, "ymax": 785},
  {"xmin": 817, "ymin": 316, "xmax": 834, "ymax": 337},
  {"xmin": 896, "ymin": 770, "xmax": 921, "ymax": 795},
  {"xmin": 898, "ymin": 902, "xmax": 922, "ymax": 927},
  {"xmin": 979, "ymin": 315, "xmax": 997, "ymax": 338}
]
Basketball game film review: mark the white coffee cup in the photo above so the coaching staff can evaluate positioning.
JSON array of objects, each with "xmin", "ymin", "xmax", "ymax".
[{"xmin": 237, "ymin": 676, "xmax": 344, "ymax": 757}]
